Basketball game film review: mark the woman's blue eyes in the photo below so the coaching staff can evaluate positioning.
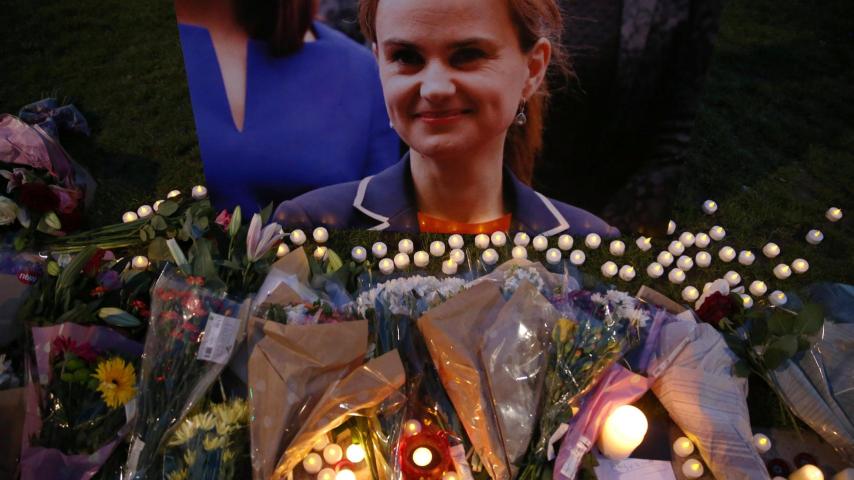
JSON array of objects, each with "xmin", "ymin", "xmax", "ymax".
[{"xmin": 390, "ymin": 48, "xmax": 486, "ymax": 67}]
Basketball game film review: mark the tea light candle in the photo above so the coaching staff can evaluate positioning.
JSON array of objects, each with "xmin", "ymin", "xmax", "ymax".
[
  {"xmin": 673, "ymin": 437, "xmax": 695, "ymax": 457},
  {"xmin": 619, "ymin": 265, "xmax": 636, "ymax": 282},
  {"xmin": 668, "ymin": 241, "xmax": 685, "ymax": 256},
  {"xmin": 806, "ymin": 229, "xmax": 824, "ymax": 245},
  {"xmin": 826, "ymin": 207, "xmax": 843, "ymax": 222},
  {"xmin": 719, "ymin": 246, "xmax": 736, "ymax": 262},
  {"xmin": 558, "ymin": 234, "xmax": 574, "ymax": 250},
  {"xmin": 122, "ymin": 211, "xmax": 139, "ymax": 223},
  {"xmin": 773, "ymin": 263, "xmax": 792, "ymax": 280},
  {"xmin": 277, "ymin": 243, "xmax": 290, "ymax": 258},
  {"xmin": 442, "ymin": 259, "xmax": 458, "ymax": 275},
  {"xmin": 512, "ymin": 246, "xmax": 528, "ymax": 260},
  {"xmin": 448, "ymin": 234, "xmax": 464, "ymax": 249},
  {"xmin": 769, "ymin": 290, "xmax": 787, "ymax": 306},
  {"xmin": 635, "ymin": 236, "xmax": 652, "ymax": 251},
  {"xmin": 336, "ymin": 469, "xmax": 356, "ymax": 480},
  {"xmin": 412, "ymin": 447, "xmax": 433, "ymax": 467},
  {"xmin": 789, "ymin": 465, "xmax": 824, "ymax": 480},
  {"xmin": 677, "ymin": 255, "xmax": 694, "ymax": 271},
  {"xmin": 570, "ymin": 250, "xmax": 586, "ymax": 266},
  {"xmin": 166, "ymin": 189, "xmax": 182, "ymax": 199},
  {"xmin": 131, "ymin": 256, "xmax": 149, "ymax": 270},
  {"xmin": 668, "ymin": 268, "xmax": 686, "ymax": 284},
  {"xmin": 702, "ymin": 199, "xmax": 718, "ymax": 215},
  {"xmin": 449, "ymin": 248, "xmax": 465, "ymax": 264},
  {"xmin": 290, "ymin": 229, "xmax": 307, "ymax": 246},
  {"xmin": 679, "ymin": 232, "xmax": 696, "ymax": 248},
  {"xmin": 585, "ymin": 233, "xmax": 602, "ymax": 249},
  {"xmin": 753, "ymin": 433, "xmax": 772, "ymax": 454},
  {"xmin": 657, "ymin": 251, "xmax": 674, "ymax": 267},
  {"xmin": 749, "ymin": 280, "xmax": 768, "ymax": 297},
  {"xmin": 312, "ymin": 435, "xmax": 330, "ymax": 451},
  {"xmin": 609, "ymin": 240, "xmax": 626, "ymax": 256},
  {"xmin": 601, "ymin": 261, "xmax": 618, "ymax": 278},
  {"xmin": 474, "ymin": 234, "xmax": 490, "ymax": 249},
  {"xmin": 398, "ymin": 238, "xmax": 414, "ymax": 254},
  {"xmin": 303, "ymin": 453, "xmax": 323, "ymax": 474},
  {"xmin": 443, "ymin": 472, "xmax": 460, "ymax": 480},
  {"xmin": 682, "ymin": 286, "xmax": 699, "ymax": 302},
  {"xmin": 346, "ymin": 444, "xmax": 366, "ymax": 463},
  {"xmin": 667, "ymin": 220, "xmax": 677, "ymax": 235},
  {"xmin": 763, "ymin": 242, "xmax": 781, "ymax": 258},
  {"xmin": 414, "ymin": 251, "xmax": 430, "ymax": 268},
  {"xmin": 738, "ymin": 250, "xmax": 756, "ymax": 266},
  {"xmin": 378, "ymin": 258, "xmax": 394, "ymax": 275},
  {"xmin": 533, "ymin": 234, "xmax": 549, "ymax": 251},
  {"xmin": 351, "ymin": 246, "xmax": 367, "ymax": 263},
  {"xmin": 546, "ymin": 248, "xmax": 562, "ymax": 265},
  {"xmin": 323, "ymin": 444, "xmax": 343, "ymax": 464},
  {"xmin": 318, "ymin": 469, "xmax": 336, "ymax": 480},
  {"xmin": 646, "ymin": 262, "xmax": 664, "ymax": 278},
  {"xmin": 740, "ymin": 294, "xmax": 754, "ymax": 309},
  {"xmin": 490, "ymin": 231, "xmax": 507, "ymax": 247},
  {"xmin": 694, "ymin": 233, "xmax": 711, "ymax": 249},
  {"xmin": 372, "ymin": 241, "xmax": 388, "ymax": 258},
  {"xmin": 403, "ymin": 419, "xmax": 423, "ymax": 436},
  {"xmin": 709, "ymin": 225, "xmax": 726, "ymax": 241},
  {"xmin": 313, "ymin": 246, "xmax": 328, "ymax": 261},
  {"xmin": 153, "ymin": 200, "xmax": 164, "ymax": 212},
  {"xmin": 137, "ymin": 205, "xmax": 153, "ymax": 219},
  {"xmin": 514, "ymin": 232, "xmax": 531, "ymax": 246},
  {"xmin": 429, "ymin": 241, "xmax": 446, "ymax": 257},
  {"xmin": 481, "ymin": 248, "xmax": 499, "ymax": 266},
  {"xmin": 598, "ymin": 405, "xmax": 648, "ymax": 460},
  {"xmin": 792, "ymin": 258, "xmax": 809, "ymax": 274},
  {"xmin": 695, "ymin": 251, "xmax": 712, "ymax": 268},
  {"xmin": 312, "ymin": 227, "xmax": 329, "ymax": 243},
  {"xmin": 394, "ymin": 253, "xmax": 410, "ymax": 270},
  {"xmin": 191, "ymin": 185, "xmax": 208, "ymax": 200},
  {"xmin": 682, "ymin": 459, "xmax": 704, "ymax": 479},
  {"xmin": 725, "ymin": 270, "xmax": 742, "ymax": 286}
]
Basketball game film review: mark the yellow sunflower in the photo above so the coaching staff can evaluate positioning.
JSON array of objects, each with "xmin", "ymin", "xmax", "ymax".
[{"xmin": 92, "ymin": 357, "xmax": 137, "ymax": 408}]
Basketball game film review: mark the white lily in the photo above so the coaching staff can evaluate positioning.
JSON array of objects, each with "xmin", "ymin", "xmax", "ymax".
[{"xmin": 245, "ymin": 213, "xmax": 284, "ymax": 262}]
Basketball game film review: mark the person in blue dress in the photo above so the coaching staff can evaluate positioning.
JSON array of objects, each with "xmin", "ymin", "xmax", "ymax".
[{"xmin": 175, "ymin": 0, "xmax": 399, "ymax": 214}]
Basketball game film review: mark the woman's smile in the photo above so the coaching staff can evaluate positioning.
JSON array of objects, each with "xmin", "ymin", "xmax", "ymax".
[{"xmin": 414, "ymin": 108, "xmax": 473, "ymax": 125}]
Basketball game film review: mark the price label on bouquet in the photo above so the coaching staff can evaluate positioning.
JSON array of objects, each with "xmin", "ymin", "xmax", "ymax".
[{"xmin": 197, "ymin": 313, "xmax": 240, "ymax": 364}]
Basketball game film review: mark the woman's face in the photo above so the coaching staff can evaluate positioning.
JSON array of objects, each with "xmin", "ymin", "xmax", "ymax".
[{"xmin": 373, "ymin": 0, "xmax": 550, "ymax": 161}]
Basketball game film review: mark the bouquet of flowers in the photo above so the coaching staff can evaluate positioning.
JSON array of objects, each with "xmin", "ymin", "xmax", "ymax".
[{"xmin": 124, "ymin": 265, "xmax": 249, "ymax": 479}]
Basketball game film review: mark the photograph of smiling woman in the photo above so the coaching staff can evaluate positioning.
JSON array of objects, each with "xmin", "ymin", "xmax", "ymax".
[{"xmin": 274, "ymin": 0, "xmax": 618, "ymax": 237}]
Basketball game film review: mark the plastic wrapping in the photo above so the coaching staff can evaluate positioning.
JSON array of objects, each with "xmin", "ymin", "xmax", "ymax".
[{"xmin": 124, "ymin": 265, "xmax": 249, "ymax": 479}]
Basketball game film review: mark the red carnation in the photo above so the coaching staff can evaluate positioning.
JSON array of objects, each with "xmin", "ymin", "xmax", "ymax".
[
  {"xmin": 17, "ymin": 182, "xmax": 60, "ymax": 213},
  {"xmin": 696, "ymin": 291, "xmax": 738, "ymax": 328}
]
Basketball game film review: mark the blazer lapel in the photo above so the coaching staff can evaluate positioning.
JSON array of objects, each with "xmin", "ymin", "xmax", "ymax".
[
  {"xmin": 507, "ymin": 169, "xmax": 570, "ymax": 236},
  {"xmin": 351, "ymin": 153, "xmax": 418, "ymax": 232}
]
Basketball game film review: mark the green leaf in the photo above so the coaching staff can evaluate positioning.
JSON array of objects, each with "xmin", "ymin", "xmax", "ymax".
[
  {"xmin": 764, "ymin": 335, "xmax": 798, "ymax": 370},
  {"xmin": 259, "ymin": 202, "xmax": 274, "ymax": 224},
  {"xmin": 733, "ymin": 360, "xmax": 752, "ymax": 377},
  {"xmin": 768, "ymin": 309, "xmax": 797, "ymax": 336},
  {"xmin": 195, "ymin": 215, "xmax": 209, "ymax": 231},
  {"xmin": 797, "ymin": 336, "xmax": 812, "ymax": 352},
  {"xmin": 147, "ymin": 237, "xmax": 172, "ymax": 262},
  {"xmin": 723, "ymin": 332, "xmax": 747, "ymax": 358},
  {"xmin": 325, "ymin": 249, "xmax": 344, "ymax": 274},
  {"xmin": 150, "ymin": 214, "xmax": 168, "ymax": 231},
  {"xmin": 228, "ymin": 206, "xmax": 242, "ymax": 238},
  {"xmin": 190, "ymin": 238, "xmax": 220, "ymax": 282},
  {"xmin": 97, "ymin": 307, "xmax": 142, "ymax": 327},
  {"xmin": 44, "ymin": 211, "xmax": 62, "ymax": 230},
  {"xmin": 55, "ymin": 246, "xmax": 98, "ymax": 298},
  {"xmin": 750, "ymin": 316, "xmax": 769, "ymax": 346},
  {"xmin": 156, "ymin": 200, "xmax": 179, "ymax": 217},
  {"xmin": 798, "ymin": 303, "xmax": 824, "ymax": 336}
]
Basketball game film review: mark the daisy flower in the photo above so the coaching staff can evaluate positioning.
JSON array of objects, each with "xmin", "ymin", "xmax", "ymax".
[{"xmin": 92, "ymin": 357, "xmax": 137, "ymax": 408}]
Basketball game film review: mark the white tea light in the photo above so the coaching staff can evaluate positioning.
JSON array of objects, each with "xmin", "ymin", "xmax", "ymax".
[
  {"xmin": 414, "ymin": 251, "xmax": 430, "ymax": 268},
  {"xmin": 806, "ymin": 229, "xmax": 824, "ymax": 245},
  {"xmin": 277, "ymin": 243, "xmax": 290, "ymax": 258},
  {"xmin": 335, "ymin": 470, "xmax": 356, "ymax": 480},
  {"xmin": 657, "ymin": 251, "xmax": 674, "ymax": 267},
  {"xmin": 131, "ymin": 256, "xmax": 149, "ymax": 270},
  {"xmin": 166, "ymin": 189, "xmax": 181, "ymax": 199},
  {"xmin": 153, "ymin": 200, "xmax": 164, "ymax": 212},
  {"xmin": 372, "ymin": 241, "xmax": 388, "ymax": 258},
  {"xmin": 351, "ymin": 246, "xmax": 367, "ymax": 263},
  {"xmin": 791, "ymin": 258, "xmax": 809, "ymax": 274},
  {"xmin": 394, "ymin": 253, "xmax": 410, "ymax": 270},
  {"xmin": 345, "ymin": 444, "xmax": 366, "ymax": 463},
  {"xmin": 668, "ymin": 240, "xmax": 685, "ymax": 256},
  {"xmin": 719, "ymin": 246, "xmax": 736, "ymax": 262},
  {"xmin": 122, "ymin": 211, "xmax": 139, "ymax": 223},
  {"xmin": 532, "ymin": 235, "xmax": 549, "ymax": 251},
  {"xmin": 546, "ymin": 248, "xmax": 562, "ymax": 265},
  {"xmin": 740, "ymin": 294, "xmax": 754, "ymax": 309},
  {"xmin": 378, "ymin": 258, "xmax": 394, "ymax": 275},
  {"xmin": 646, "ymin": 262, "xmax": 664, "ymax": 278},
  {"xmin": 598, "ymin": 405, "xmax": 648, "ymax": 460},
  {"xmin": 191, "ymin": 185, "xmax": 208, "ymax": 200},
  {"xmin": 312, "ymin": 227, "xmax": 329, "ymax": 243},
  {"xmin": 318, "ymin": 469, "xmax": 336, "ymax": 480},
  {"xmin": 753, "ymin": 433, "xmax": 771, "ymax": 454},
  {"xmin": 679, "ymin": 232, "xmax": 696, "ymax": 248},
  {"xmin": 511, "ymin": 246, "xmax": 528, "ymax": 260},
  {"xmin": 412, "ymin": 447, "xmax": 433, "ymax": 467},
  {"xmin": 709, "ymin": 225, "xmax": 726, "ymax": 241},
  {"xmin": 302, "ymin": 453, "xmax": 323, "ymax": 474},
  {"xmin": 290, "ymin": 229, "xmax": 307, "ymax": 246},
  {"xmin": 609, "ymin": 240, "xmax": 626, "ymax": 256},
  {"xmin": 749, "ymin": 280, "xmax": 768, "ymax": 297},
  {"xmin": 826, "ymin": 207, "xmax": 843, "ymax": 222},
  {"xmin": 481, "ymin": 248, "xmax": 499, "ymax": 266},
  {"xmin": 682, "ymin": 286, "xmax": 700, "ymax": 302},
  {"xmin": 677, "ymin": 255, "xmax": 694, "ymax": 272},
  {"xmin": 694, "ymin": 233, "xmax": 711, "ymax": 249},
  {"xmin": 601, "ymin": 261, "xmax": 618, "ymax": 278},
  {"xmin": 313, "ymin": 246, "xmax": 328, "ymax": 261},
  {"xmin": 474, "ymin": 233, "xmax": 490, "ymax": 249},
  {"xmin": 514, "ymin": 232, "xmax": 531, "ymax": 246},
  {"xmin": 558, "ymin": 234, "xmax": 574, "ymax": 251},
  {"xmin": 398, "ymin": 238, "xmax": 414, "ymax": 254},
  {"xmin": 789, "ymin": 465, "xmax": 824, "ymax": 480},
  {"xmin": 429, "ymin": 241, "xmax": 446, "ymax": 257},
  {"xmin": 585, "ymin": 233, "xmax": 602, "ymax": 249},
  {"xmin": 448, "ymin": 234, "xmax": 464, "ymax": 250},
  {"xmin": 695, "ymin": 251, "xmax": 712, "ymax": 268},
  {"xmin": 738, "ymin": 250, "xmax": 756, "ymax": 266},
  {"xmin": 569, "ymin": 250, "xmax": 586, "ymax": 266},
  {"xmin": 322, "ymin": 444, "xmax": 343, "ymax": 464},
  {"xmin": 724, "ymin": 270, "xmax": 742, "ymax": 286},
  {"xmin": 667, "ymin": 220, "xmax": 676, "ymax": 235},
  {"xmin": 672, "ymin": 437, "xmax": 695, "ymax": 457},
  {"xmin": 702, "ymin": 199, "xmax": 718, "ymax": 214},
  {"xmin": 442, "ymin": 259, "xmax": 458, "ymax": 275},
  {"xmin": 619, "ymin": 265, "xmax": 636, "ymax": 282},
  {"xmin": 635, "ymin": 236, "xmax": 652, "ymax": 251},
  {"xmin": 403, "ymin": 419, "xmax": 422, "ymax": 437},
  {"xmin": 136, "ymin": 205, "xmax": 153, "ymax": 219},
  {"xmin": 442, "ymin": 472, "xmax": 460, "ymax": 480},
  {"xmin": 490, "ymin": 231, "xmax": 507, "ymax": 247},
  {"xmin": 682, "ymin": 459, "xmax": 704, "ymax": 479},
  {"xmin": 769, "ymin": 290, "xmax": 787, "ymax": 306},
  {"xmin": 773, "ymin": 264, "xmax": 792, "ymax": 280},
  {"xmin": 762, "ymin": 242, "xmax": 781, "ymax": 258},
  {"xmin": 449, "ymin": 248, "xmax": 465, "ymax": 264},
  {"xmin": 668, "ymin": 268, "xmax": 686, "ymax": 284}
]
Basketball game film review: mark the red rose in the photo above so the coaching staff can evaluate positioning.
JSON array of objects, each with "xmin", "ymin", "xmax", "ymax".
[
  {"xmin": 696, "ymin": 291, "xmax": 738, "ymax": 328},
  {"xmin": 17, "ymin": 182, "xmax": 60, "ymax": 213},
  {"xmin": 83, "ymin": 249, "xmax": 107, "ymax": 277}
]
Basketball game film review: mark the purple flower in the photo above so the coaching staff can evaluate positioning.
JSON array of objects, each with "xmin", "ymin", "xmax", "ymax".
[{"xmin": 97, "ymin": 270, "xmax": 123, "ymax": 291}]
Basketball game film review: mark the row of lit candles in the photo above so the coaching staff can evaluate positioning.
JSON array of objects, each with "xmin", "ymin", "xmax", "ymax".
[{"xmin": 121, "ymin": 187, "xmax": 208, "ymax": 223}]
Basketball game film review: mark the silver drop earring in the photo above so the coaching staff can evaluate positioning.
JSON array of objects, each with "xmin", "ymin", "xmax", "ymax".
[{"xmin": 514, "ymin": 101, "xmax": 527, "ymax": 126}]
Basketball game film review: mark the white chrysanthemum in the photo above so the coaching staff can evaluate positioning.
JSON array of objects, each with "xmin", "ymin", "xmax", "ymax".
[
  {"xmin": 590, "ymin": 293, "xmax": 606, "ymax": 305},
  {"xmin": 352, "ymin": 276, "xmax": 467, "ymax": 317},
  {"xmin": 501, "ymin": 266, "xmax": 546, "ymax": 298},
  {"xmin": 605, "ymin": 289, "xmax": 633, "ymax": 306}
]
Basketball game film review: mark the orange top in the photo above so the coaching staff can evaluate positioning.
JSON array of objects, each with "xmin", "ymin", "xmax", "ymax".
[{"xmin": 417, "ymin": 212, "xmax": 512, "ymax": 234}]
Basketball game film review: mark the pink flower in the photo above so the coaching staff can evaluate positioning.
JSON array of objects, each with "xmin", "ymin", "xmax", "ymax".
[
  {"xmin": 48, "ymin": 185, "xmax": 82, "ymax": 214},
  {"xmin": 245, "ymin": 213, "xmax": 284, "ymax": 262},
  {"xmin": 214, "ymin": 209, "xmax": 232, "ymax": 229}
]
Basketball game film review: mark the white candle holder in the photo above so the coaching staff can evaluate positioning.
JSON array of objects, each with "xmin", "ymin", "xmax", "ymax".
[
  {"xmin": 394, "ymin": 253, "xmax": 410, "ymax": 270},
  {"xmin": 122, "ymin": 211, "xmax": 139, "ymax": 223},
  {"xmin": 718, "ymin": 246, "xmax": 736, "ymax": 262},
  {"xmin": 752, "ymin": 433, "xmax": 772, "ymax": 454},
  {"xmin": 558, "ymin": 234, "xmax": 574, "ymax": 251},
  {"xmin": 312, "ymin": 227, "xmax": 329, "ymax": 244},
  {"xmin": 429, "ymin": 240, "xmax": 446, "ymax": 257},
  {"xmin": 646, "ymin": 262, "xmax": 664, "ymax": 279},
  {"xmin": 668, "ymin": 240, "xmax": 685, "ymax": 256},
  {"xmin": 667, "ymin": 220, "xmax": 677, "ymax": 235},
  {"xmin": 657, "ymin": 251, "xmax": 674, "ymax": 267},
  {"xmin": 490, "ymin": 231, "xmax": 507, "ymax": 247},
  {"xmin": 738, "ymin": 250, "xmax": 756, "ymax": 266},
  {"xmin": 682, "ymin": 459, "xmax": 704, "ymax": 479},
  {"xmin": 635, "ymin": 236, "xmax": 652, "ymax": 252},
  {"xmin": 441, "ymin": 259, "xmax": 458, "ymax": 275},
  {"xmin": 585, "ymin": 233, "xmax": 602, "ymax": 249},
  {"xmin": 769, "ymin": 290, "xmax": 787, "ymax": 306},
  {"xmin": 679, "ymin": 232, "xmax": 696, "ymax": 248},
  {"xmin": 773, "ymin": 264, "xmax": 792, "ymax": 280},
  {"xmin": 533, "ymin": 235, "xmax": 549, "ymax": 252},
  {"xmin": 351, "ymin": 246, "xmax": 367, "ymax": 263},
  {"xmin": 372, "ymin": 241, "xmax": 388, "ymax": 258},
  {"xmin": 762, "ymin": 242, "xmax": 781, "ymax": 258},
  {"xmin": 672, "ymin": 437, "xmax": 695, "ymax": 457},
  {"xmin": 277, "ymin": 243, "xmax": 290, "ymax": 258},
  {"xmin": 474, "ymin": 233, "xmax": 490, "ymax": 249},
  {"xmin": 619, "ymin": 265, "xmax": 636, "ymax": 282},
  {"xmin": 569, "ymin": 250, "xmax": 586, "ymax": 266},
  {"xmin": 414, "ymin": 251, "xmax": 430, "ymax": 268},
  {"xmin": 740, "ymin": 294, "xmax": 754, "ymax": 309},
  {"xmin": 826, "ymin": 207, "xmax": 843, "ymax": 222},
  {"xmin": 749, "ymin": 280, "xmax": 768, "ymax": 297},
  {"xmin": 694, "ymin": 232, "xmax": 711, "ymax": 249},
  {"xmin": 709, "ymin": 225, "xmax": 726, "ymax": 241},
  {"xmin": 136, "ymin": 205, "xmax": 153, "ymax": 219},
  {"xmin": 609, "ymin": 240, "xmax": 626, "ymax": 256},
  {"xmin": 806, "ymin": 229, "xmax": 824, "ymax": 245},
  {"xmin": 702, "ymin": 199, "xmax": 718, "ymax": 214},
  {"xmin": 511, "ymin": 246, "xmax": 528, "ymax": 260},
  {"xmin": 695, "ymin": 251, "xmax": 712, "ymax": 268},
  {"xmin": 481, "ymin": 248, "xmax": 499, "ymax": 266},
  {"xmin": 378, "ymin": 258, "xmax": 394, "ymax": 275},
  {"xmin": 398, "ymin": 238, "xmax": 414, "ymax": 254},
  {"xmin": 290, "ymin": 229, "xmax": 307, "ymax": 246},
  {"xmin": 724, "ymin": 270, "xmax": 742, "ymax": 286},
  {"xmin": 514, "ymin": 232, "xmax": 531, "ymax": 247},
  {"xmin": 191, "ymin": 185, "xmax": 208, "ymax": 200},
  {"xmin": 449, "ymin": 248, "xmax": 465, "ymax": 264},
  {"xmin": 791, "ymin": 258, "xmax": 809, "ymax": 274},
  {"xmin": 546, "ymin": 248, "xmax": 562, "ymax": 265},
  {"xmin": 601, "ymin": 261, "xmax": 618, "ymax": 278},
  {"xmin": 677, "ymin": 255, "xmax": 694, "ymax": 271},
  {"xmin": 682, "ymin": 286, "xmax": 700, "ymax": 302},
  {"xmin": 448, "ymin": 234, "xmax": 464, "ymax": 250},
  {"xmin": 668, "ymin": 268, "xmax": 686, "ymax": 284}
]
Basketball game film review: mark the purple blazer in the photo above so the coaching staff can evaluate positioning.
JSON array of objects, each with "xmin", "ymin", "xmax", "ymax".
[{"xmin": 273, "ymin": 154, "xmax": 619, "ymax": 237}]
